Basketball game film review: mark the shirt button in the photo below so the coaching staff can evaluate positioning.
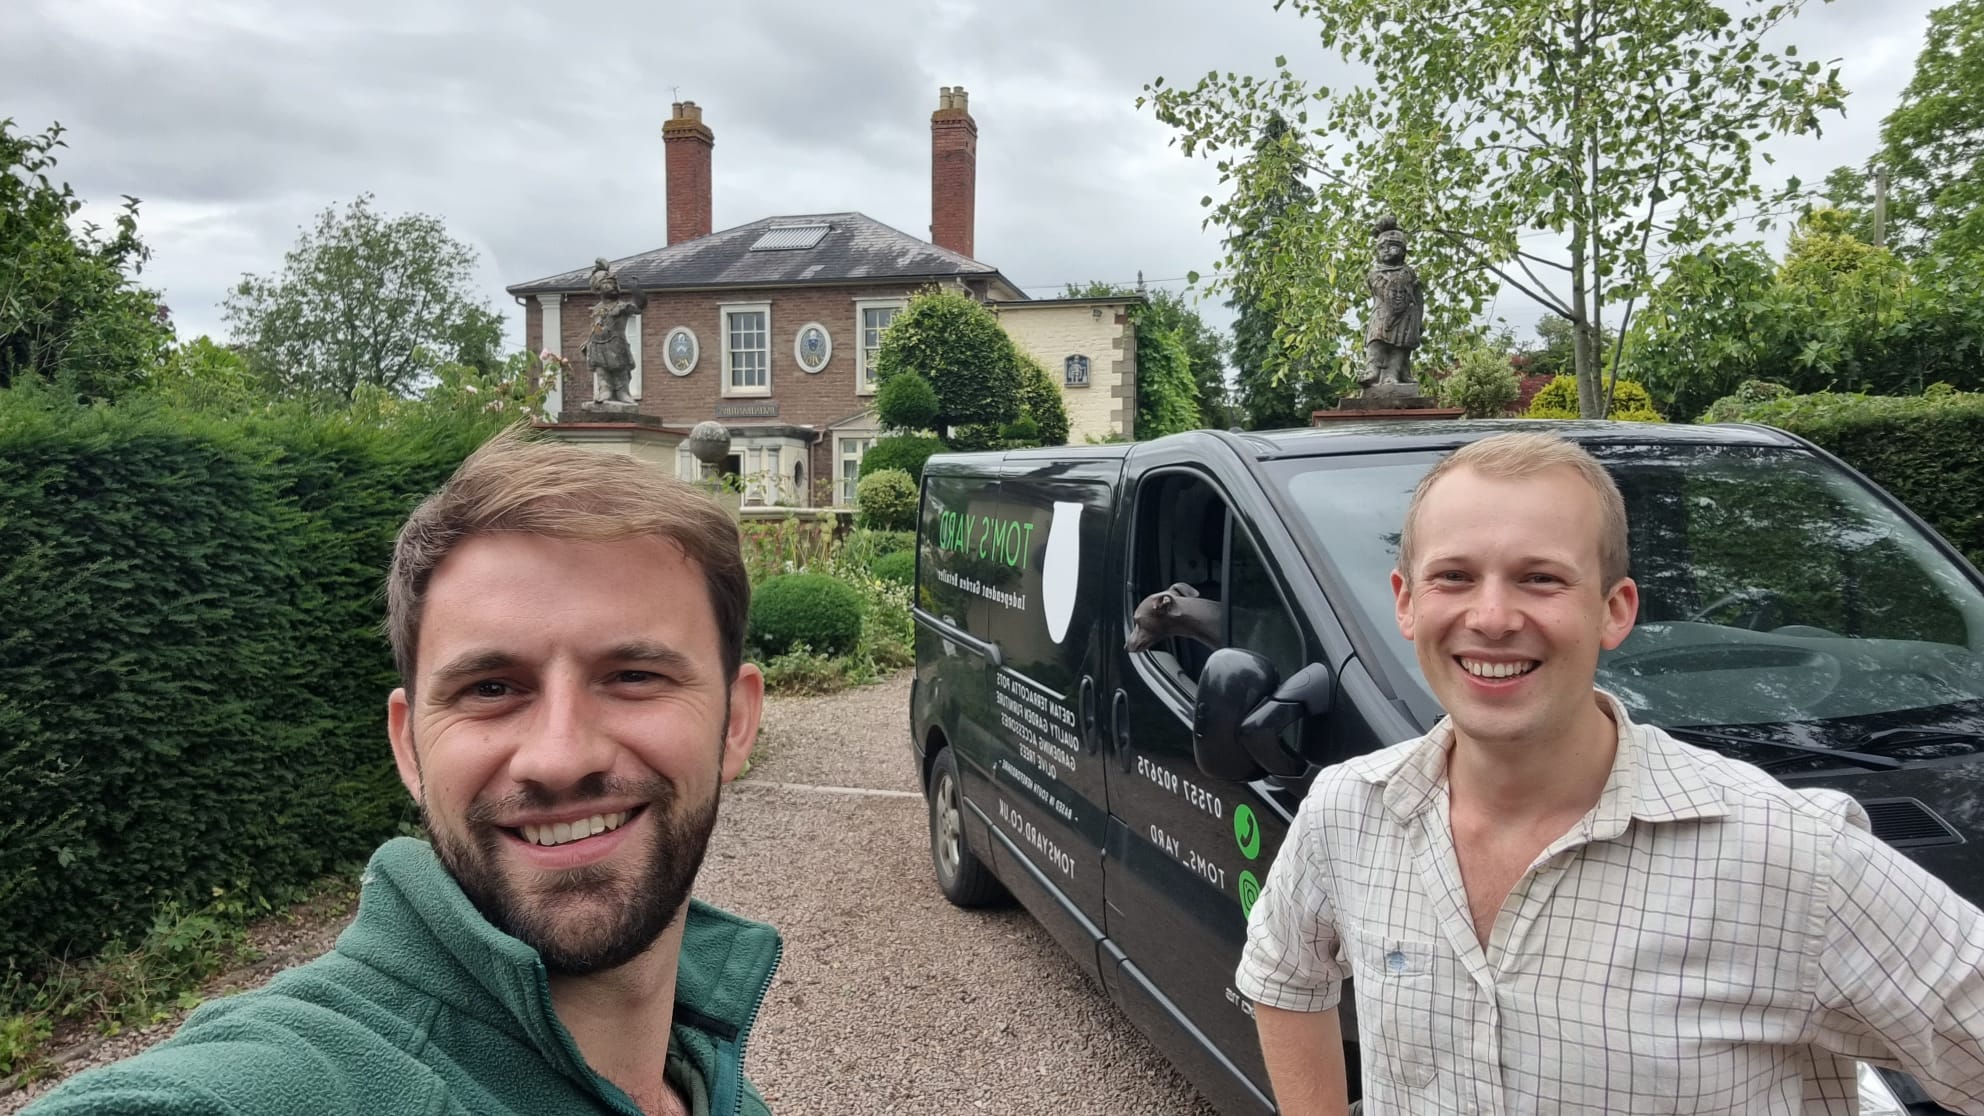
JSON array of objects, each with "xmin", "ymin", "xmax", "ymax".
[{"xmin": 1386, "ymin": 950, "xmax": 1407, "ymax": 973}]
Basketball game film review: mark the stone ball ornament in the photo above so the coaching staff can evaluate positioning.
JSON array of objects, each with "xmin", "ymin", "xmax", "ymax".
[{"xmin": 687, "ymin": 421, "xmax": 732, "ymax": 465}]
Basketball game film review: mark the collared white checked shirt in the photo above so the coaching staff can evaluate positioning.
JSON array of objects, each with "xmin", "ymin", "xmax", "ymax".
[{"xmin": 1236, "ymin": 691, "xmax": 1984, "ymax": 1115}]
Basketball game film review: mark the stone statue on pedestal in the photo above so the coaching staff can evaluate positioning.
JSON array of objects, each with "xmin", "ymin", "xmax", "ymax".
[
  {"xmin": 1358, "ymin": 216, "xmax": 1424, "ymax": 399},
  {"xmin": 582, "ymin": 258, "xmax": 647, "ymax": 408}
]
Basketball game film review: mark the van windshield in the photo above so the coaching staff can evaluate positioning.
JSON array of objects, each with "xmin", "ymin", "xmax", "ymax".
[{"xmin": 1269, "ymin": 443, "xmax": 1984, "ymax": 760}]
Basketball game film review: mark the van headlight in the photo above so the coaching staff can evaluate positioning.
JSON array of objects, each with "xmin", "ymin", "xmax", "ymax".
[{"xmin": 1857, "ymin": 1062, "xmax": 1907, "ymax": 1116}]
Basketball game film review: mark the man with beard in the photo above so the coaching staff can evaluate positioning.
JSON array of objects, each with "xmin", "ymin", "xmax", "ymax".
[{"xmin": 29, "ymin": 426, "xmax": 780, "ymax": 1116}]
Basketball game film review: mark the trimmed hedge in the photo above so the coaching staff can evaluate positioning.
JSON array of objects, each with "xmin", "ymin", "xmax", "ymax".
[
  {"xmin": 870, "ymin": 550, "xmax": 916, "ymax": 588},
  {"xmin": 748, "ymin": 573, "xmax": 864, "ymax": 658},
  {"xmin": 1721, "ymin": 388, "xmax": 1984, "ymax": 571},
  {"xmin": 1525, "ymin": 375, "xmax": 1664, "ymax": 421},
  {"xmin": 857, "ymin": 434, "xmax": 945, "ymax": 484},
  {"xmin": 855, "ymin": 468, "xmax": 918, "ymax": 532},
  {"xmin": 0, "ymin": 387, "xmax": 504, "ymax": 975}
]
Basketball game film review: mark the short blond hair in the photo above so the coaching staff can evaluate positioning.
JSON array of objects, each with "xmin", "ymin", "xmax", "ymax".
[
  {"xmin": 384, "ymin": 425, "xmax": 749, "ymax": 689},
  {"xmin": 1396, "ymin": 432, "xmax": 1629, "ymax": 587}
]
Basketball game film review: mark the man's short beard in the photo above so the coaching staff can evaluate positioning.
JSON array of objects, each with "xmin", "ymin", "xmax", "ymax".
[{"xmin": 425, "ymin": 770, "xmax": 722, "ymax": 977}]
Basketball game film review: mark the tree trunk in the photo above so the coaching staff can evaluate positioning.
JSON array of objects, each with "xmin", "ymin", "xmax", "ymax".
[{"xmin": 1569, "ymin": 229, "xmax": 1601, "ymax": 419}]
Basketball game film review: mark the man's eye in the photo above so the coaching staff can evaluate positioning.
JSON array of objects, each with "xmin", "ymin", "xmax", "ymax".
[
  {"xmin": 613, "ymin": 670, "xmax": 664, "ymax": 685},
  {"xmin": 469, "ymin": 680, "xmax": 512, "ymax": 699}
]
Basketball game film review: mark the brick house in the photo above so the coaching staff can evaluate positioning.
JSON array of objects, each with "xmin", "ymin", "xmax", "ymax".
[{"xmin": 507, "ymin": 89, "xmax": 1140, "ymax": 509}]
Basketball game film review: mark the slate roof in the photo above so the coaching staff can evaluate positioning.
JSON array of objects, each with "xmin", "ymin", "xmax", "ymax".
[{"xmin": 506, "ymin": 212, "xmax": 1023, "ymax": 297}]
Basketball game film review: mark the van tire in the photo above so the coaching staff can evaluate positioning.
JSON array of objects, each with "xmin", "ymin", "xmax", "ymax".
[{"xmin": 928, "ymin": 747, "xmax": 1007, "ymax": 907}]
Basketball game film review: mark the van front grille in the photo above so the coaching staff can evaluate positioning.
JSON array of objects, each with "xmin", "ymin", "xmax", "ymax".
[{"xmin": 1860, "ymin": 797, "xmax": 1963, "ymax": 848}]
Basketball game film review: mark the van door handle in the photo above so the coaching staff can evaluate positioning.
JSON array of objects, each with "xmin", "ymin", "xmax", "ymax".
[
  {"xmin": 1111, "ymin": 690, "xmax": 1133, "ymax": 772},
  {"xmin": 1079, "ymin": 676, "xmax": 1099, "ymax": 753}
]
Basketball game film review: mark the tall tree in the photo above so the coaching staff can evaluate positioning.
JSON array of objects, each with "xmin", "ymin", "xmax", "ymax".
[
  {"xmin": 1064, "ymin": 281, "xmax": 1232, "ymax": 427},
  {"xmin": 1143, "ymin": 0, "xmax": 1845, "ymax": 418},
  {"xmin": 0, "ymin": 120, "xmax": 174, "ymax": 399},
  {"xmin": 1875, "ymin": 0, "xmax": 1984, "ymax": 259},
  {"xmin": 223, "ymin": 194, "xmax": 506, "ymax": 401},
  {"xmin": 1219, "ymin": 113, "xmax": 1343, "ymax": 428}
]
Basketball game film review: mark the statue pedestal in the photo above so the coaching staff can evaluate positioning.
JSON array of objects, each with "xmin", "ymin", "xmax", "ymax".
[
  {"xmin": 534, "ymin": 410, "xmax": 709, "ymax": 495},
  {"xmin": 1312, "ymin": 391, "xmax": 1463, "ymax": 426}
]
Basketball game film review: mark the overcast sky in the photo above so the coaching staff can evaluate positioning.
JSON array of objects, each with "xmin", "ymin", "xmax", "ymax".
[{"xmin": 2, "ymin": 0, "xmax": 1943, "ymax": 354}]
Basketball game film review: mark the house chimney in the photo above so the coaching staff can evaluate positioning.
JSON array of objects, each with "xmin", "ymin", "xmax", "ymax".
[
  {"xmin": 663, "ymin": 101, "xmax": 714, "ymax": 245},
  {"xmin": 930, "ymin": 86, "xmax": 977, "ymax": 259}
]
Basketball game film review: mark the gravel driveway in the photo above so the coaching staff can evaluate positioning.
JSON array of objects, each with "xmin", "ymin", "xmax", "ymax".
[
  {"xmin": 707, "ymin": 671, "xmax": 1218, "ymax": 1116},
  {"xmin": 4, "ymin": 670, "xmax": 1219, "ymax": 1116}
]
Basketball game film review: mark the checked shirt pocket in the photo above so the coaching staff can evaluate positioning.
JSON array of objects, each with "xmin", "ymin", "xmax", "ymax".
[{"xmin": 1348, "ymin": 927, "xmax": 1438, "ymax": 1088}]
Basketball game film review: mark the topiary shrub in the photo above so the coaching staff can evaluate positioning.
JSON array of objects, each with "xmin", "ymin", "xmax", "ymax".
[
  {"xmin": 874, "ymin": 371, "xmax": 938, "ymax": 432},
  {"xmin": 1015, "ymin": 354, "xmax": 1070, "ymax": 445},
  {"xmin": 874, "ymin": 288, "xmax": 1021, "ymax": 432},
  {"xmin": 1697, "ymin": 379, "xmax": 1794, "ymax": 424},
  {"xmin": 748, "ymin": 573, "xmax": 865, "ymax": 658},
  {"xmin": 871, "ymin": 550, "xmax": 916, "ymax": 588},
  {"xmin": 1438, "ymin": 345, "xmax": 1522, "ymax": 417},
  {"xmin": 855, "ymin": 468, "xmax": 918, "ymax": 531},
  {"xmin": 1525, "ymin": 375, "xmax": 1665, "ymax": 421},
  {"xmin": 858, "ymin": 434, "xmax": 945, "ymax": 483}
]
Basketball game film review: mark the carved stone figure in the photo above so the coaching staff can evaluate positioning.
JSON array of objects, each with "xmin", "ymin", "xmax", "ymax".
[
  {"xmin": 582, "ymin": 258, "xmax": 647, "ymax": 406},
  {"xmin": 1359, "ymin": 216, "xmax": 1424, "ymax": 391}
]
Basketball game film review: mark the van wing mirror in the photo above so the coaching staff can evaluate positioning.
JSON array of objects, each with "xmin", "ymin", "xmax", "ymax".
[{"xmin": 1193, "ymin": 650, "xmax": 1334, "ymax": 781}]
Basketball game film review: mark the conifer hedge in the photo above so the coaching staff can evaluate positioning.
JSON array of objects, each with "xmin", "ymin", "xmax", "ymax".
[{"xmin": 0, "ymin": 387, "xmax": 502, "ymax": 973}]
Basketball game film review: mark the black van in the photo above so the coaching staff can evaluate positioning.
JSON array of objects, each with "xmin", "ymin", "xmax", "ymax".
[{"xmin": 907, "ymin": 420, "xmax": 1984, "ymax": 1115}]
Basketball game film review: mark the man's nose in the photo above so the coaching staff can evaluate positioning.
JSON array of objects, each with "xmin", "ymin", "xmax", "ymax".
[
  {"xmin": 1466, "ymin": 578, "xmax": 1522, "ymax": 637},
  {"xmin": 508, "ymin": 675, "xmax": 616, "ymax": 792}
]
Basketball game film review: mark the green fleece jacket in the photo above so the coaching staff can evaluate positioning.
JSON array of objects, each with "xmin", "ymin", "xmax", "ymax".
[{"xmin": 26, "ymin": 837, "xmax": 783, "ymax": 1115}]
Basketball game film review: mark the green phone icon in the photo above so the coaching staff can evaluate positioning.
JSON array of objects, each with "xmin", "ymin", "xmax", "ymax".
[{"xmin": 1234, "ymin": 804, "xmax": 1261, "ymax": 860}]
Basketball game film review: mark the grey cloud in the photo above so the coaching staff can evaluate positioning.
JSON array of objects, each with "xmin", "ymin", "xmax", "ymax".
[{"xmin": 0, "ymin": 0, "xmax": 1947, "ymax": 346}]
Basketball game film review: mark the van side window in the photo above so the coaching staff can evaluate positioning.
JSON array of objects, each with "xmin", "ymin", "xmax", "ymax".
[{"xmin": 1131, "ymin": 473, "xmax": 1304, "ymax": 694}]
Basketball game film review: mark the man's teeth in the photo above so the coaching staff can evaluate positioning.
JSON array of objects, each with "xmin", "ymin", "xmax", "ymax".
[
  {"xmin": 1461, "ymin": 658, "xmax": 1537, "ymax": 679},
  {"xmin": 520, "ymin": 811, "xmax": 631, "ymax": 848}
]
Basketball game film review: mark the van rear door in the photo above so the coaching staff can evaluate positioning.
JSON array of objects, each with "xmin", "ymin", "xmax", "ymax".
[{"xmin": 971, "ymin": 459, "xmax": 1119, "ymax": 972}]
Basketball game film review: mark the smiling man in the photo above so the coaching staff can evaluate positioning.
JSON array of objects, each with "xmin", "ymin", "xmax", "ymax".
[
  {"xmin": 28, "ymin": 427, "xmax": 780, "ymax": 1116},
  {"xmin": 1236, "ymin": 432, "xmax": 1984, "ymax": 1115}
]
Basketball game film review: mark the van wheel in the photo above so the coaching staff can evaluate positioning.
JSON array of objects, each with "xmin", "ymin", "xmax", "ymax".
[{"xmin": 929, "ymin": 747, "xmax": 1007, "ymax": 907}]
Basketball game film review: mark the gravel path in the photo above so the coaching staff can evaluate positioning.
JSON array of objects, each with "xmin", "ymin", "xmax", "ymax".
[
  {"xmin": 4, "ymin": 670, "xmax": 1218, "ymax": 1116},
  {"xmin": 709, "ymin": 671, "xmax": 1218, "ymax": 1116}
]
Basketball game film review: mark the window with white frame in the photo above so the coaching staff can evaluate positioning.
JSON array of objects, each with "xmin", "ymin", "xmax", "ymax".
[
  {"xmin": 837, "ymin": 435, "xmax": 878, "ymax": 506},
  {"xmin": 721, "ymin": 303, "xmax": 771, "ymax": 396},
  {"xmin": 854, "ymin": 299, "xmax": 905, "ymax": 394}
]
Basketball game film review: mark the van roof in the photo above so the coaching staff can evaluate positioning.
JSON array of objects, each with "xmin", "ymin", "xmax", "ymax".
[
  {"xmin": 1233, "ymin": 419, "xmax": 1802, "ymax": 459},
  {"xmin": 963, "ymin": 420, "xmax": 1804, "ymax": 471}
]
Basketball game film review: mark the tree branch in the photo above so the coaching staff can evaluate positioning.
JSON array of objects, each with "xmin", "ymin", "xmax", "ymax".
[{"xmin": 1428, "ymin": 228, "xmax": 1575, "ymax": 318}]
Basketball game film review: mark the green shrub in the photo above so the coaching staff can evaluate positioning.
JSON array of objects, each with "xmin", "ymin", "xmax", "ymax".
[
  {"xmin": 856, "ymin": 468, "xmax": 918, "ymax": 531},
  {"xmin": 874, "ymin": 370, "xmax": 938, "ymax": 432},
  {"xmin": 1721, "ymin": 389, "xmax": 1984, "ymax": 570},
  {"xmin": 858, "ymin": 434, "xmax": 946, "ymax": 483},
  {"xmin": 871, "ymin": 550, "xmax": 916, "ymax": 588},
  {"xmin": 874, "ymin": 289, "xmax": 1021, "ymax": 431},
  {"xmin": 748, "ymin": 573, "xmax": 865, "ymax": 658},
  {"xmin": 1015, "ymin": 354, "xmax": 1071, "ymax": 446},
  {"xmin": 1438, "ymin": 345, "xmax": 1522, "ymax": 417},
  {"xmin": 0, "ymin": 382, "xmax": 504, "ymax": 994},
  {"xmin": 1525, "ymin": 375, "xmax": 1665, "ymax": 421},
  {"xmin": 1697, "ymin": 379, "xmax": 1794, "ymax": 423},
  {"xmin": 757, "ymin": 646, "xmax": 854, "ymax": 695},
  {"xmin": 1137, "ymin": 326, "xmax": 1202, "ymax": 437}
]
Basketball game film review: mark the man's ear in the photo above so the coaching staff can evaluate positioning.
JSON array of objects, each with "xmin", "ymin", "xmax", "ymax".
[
  {"xmin": 1601, "ymin": 576, "xmax": 1640, "ymax": 651},
  {"xmin": 1391, "ymin": 568, "xmax": 1415, "ymax": 641},
  {"xmin": 387, "ymin": 688, "xmax": 423, "ymax": 805},
  {"xmin": 720, "ymin": 663, "xmax": 766, "ymax": 784}
]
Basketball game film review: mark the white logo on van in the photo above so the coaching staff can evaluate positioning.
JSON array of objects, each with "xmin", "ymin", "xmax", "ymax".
[{"xmin": 1043, "ymin": 501, "xmax": 1083, "ymax": 644}]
